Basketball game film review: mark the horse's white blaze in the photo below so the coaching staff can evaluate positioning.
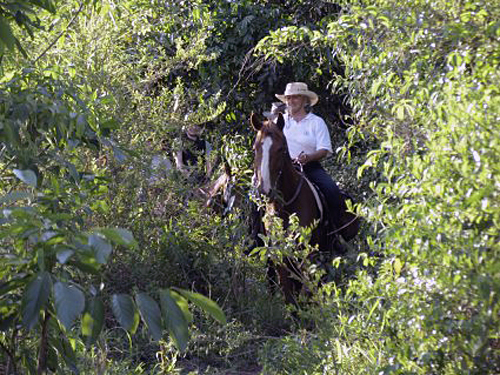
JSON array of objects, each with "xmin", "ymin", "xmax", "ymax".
[{"xmin": 260, "ymin": 136, "xmax": 273, "ymax": 194}]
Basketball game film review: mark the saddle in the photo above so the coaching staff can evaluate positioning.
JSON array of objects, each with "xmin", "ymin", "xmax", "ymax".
[{"xmin": 305, "ymin": 176, "xmax": 359, "ymax": 244}]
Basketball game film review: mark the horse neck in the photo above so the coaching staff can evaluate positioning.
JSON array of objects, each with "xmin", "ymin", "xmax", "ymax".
[{"xmin": 275, "ymin": 156, "xmax": 302, "ymax": 205}]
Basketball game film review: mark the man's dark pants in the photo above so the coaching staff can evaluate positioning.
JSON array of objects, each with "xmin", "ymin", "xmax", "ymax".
[{"xmin": 303, "ymin": 161, "xmax": 343, "ymax": 227}]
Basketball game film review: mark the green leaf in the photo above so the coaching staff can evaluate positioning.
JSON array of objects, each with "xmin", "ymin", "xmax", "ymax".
[
  {"xmin": 396, "ymin": 105, "xmax": 405, "ymax": 120},
  {"xmin": 159, "ymin": 289, "xmax": 189, "ymax": 351},
  {"xmin": 59, "ymin": 335, "xmax": 78, "ymax": 373},
  {"xmin": 170, "ymin": 290, "xmax": 193, "ymax": 324},
  {"xmin": 393, "ymin": 258, "xmax": 402, "ymax": 275},
  {"xmin": 81, "ymin": 298, "xmax": 104, "ymax": 344},
  {"xmin": 0, "ymin": 276, "xmax": 30, "ymax": 296},
  {"xmin": 54, "ymin": 281, "xmax": 85, "ymax": 330},
  {"xmin": 22, "ymin": 272, "xmax": 52, "ymax": 330},
  {"xmin": 111, "ymin": 294, "xmax": 139, "ymax": 333},
  {"xmin": 97, "ymin": 228, "xmax": 135, "ymax": 247},
  {"xmin": 88, "ymin": 234, "xmax": 112, "ymax": 264},
  {"xmin": 56, "ymin": 249, "xmax": 74, "ymax": 264},
  {"xmin": 13, "ymin": 169, "xmax": 37, "ymax": 187},
  {"xmin": 0, "ymin": 15, "xmax": 16, "ymax": 50},
  {"xmin": 175, "ymin": 288, "xmax": 226, "ymax": 324},
  {"xmin": 31, "ymin": 0, "xmax": 57, "ymax": 13},
  {"xmin": 135, "ymin": 293, "xmax": 163, "ymax": 341},
  {"xmin": 72, "ymin": 258, "xmax": 101, "ymax": 275},
  {"xmin": 67, "ymin": 161, "xmax": 80, "ymax": 183},
  {"xmin": 101, "ymin": 119, "xmax": 120, "ymax": 129},
  {"xmin": 0, "ymin": 191, "xmax": 33, "ymax": 205}
]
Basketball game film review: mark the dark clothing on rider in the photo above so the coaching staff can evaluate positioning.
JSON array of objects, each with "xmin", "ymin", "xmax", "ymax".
[
  {"xmin": 181, "ymin": 136, "xmax": 206, "ymax": 167},
  {"xmin": 303, "ymin": 161, "xmax": 343, "ymax": 228},
  {"xmin": 173, "ymin": 129, "xmax": 213, "ymax": 184}
]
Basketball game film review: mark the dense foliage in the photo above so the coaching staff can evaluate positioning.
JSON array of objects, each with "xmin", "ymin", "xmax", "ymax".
[
  {"xmin": 257, "ymin": 0, "xmax": 500, "ymax": 373},
  {"xmin": 1, "ymin": 0, "xmax": 498, "ymax": 374}
]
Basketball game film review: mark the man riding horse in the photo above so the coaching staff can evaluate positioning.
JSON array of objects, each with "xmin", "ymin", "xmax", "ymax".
[{"xmin": 273, "ymin": 82, "xmax": 345, "ymax": 231}]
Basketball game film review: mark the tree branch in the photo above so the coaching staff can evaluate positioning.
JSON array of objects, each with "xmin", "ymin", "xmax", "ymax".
[
  {"xmin": 37, "ymin": 310, "xmax": 51, "ymax": 375},
  {"xmin": 33, "ymin": 2, "xmax": 85, "ymax": 64}
]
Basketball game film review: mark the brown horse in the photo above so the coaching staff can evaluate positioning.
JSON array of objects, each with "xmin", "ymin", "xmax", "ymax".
[
  {"xmin": 204, "ymin": 161, "xmax": 267, "ymax": 257},
  {"xmin": 251, "ymin": 112, "xmax": 358, "ymax": 304},
  {"xmin": 204, "ymin": 161, "xmax": 237, "ymax": 214}
]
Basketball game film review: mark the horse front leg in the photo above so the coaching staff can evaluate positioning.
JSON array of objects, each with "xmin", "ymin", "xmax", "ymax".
[
  {"xmin": 277, "ymin": 257, "xmax": 307, "ymax": 306},
  {"xmin": 266, "ymin": 259, "xmax": 280, "ymax": 295}
]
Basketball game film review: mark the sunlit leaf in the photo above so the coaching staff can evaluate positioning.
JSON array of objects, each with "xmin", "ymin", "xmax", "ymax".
[
  {"xmin": 170, "ymin": 290, "xmax": 193, "ymax": 324},
  {"xmin": 159, "ymin": 289, "xmax": 189, "ymax": 351},
  {"xmin": 81, "ymin": 298, "xmax": 104, "ymax": 344},
  {"xmin": 59, "ymin": 334, "xmax": 78, "ymax": 373},
  {"xmin": 393, "ymin": 258, "xmax": 402, "ymax": 275},
  {"xmin": 174, "ymin": 288, "xmax": 226, "ymax": 324}
]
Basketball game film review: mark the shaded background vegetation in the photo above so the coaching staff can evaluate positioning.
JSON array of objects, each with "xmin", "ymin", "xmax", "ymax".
[{"xmin": 1, "ymin": 0, "xmax": 499, "ymax": 374}]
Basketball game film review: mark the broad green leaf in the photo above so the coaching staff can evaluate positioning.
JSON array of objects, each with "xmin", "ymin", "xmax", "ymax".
[
  {"xmin": 54, "ymin": 281, "xmax": 85, "ymax": 330},
  {"xmin": 81, "ymin": 298, "xmax": 104, "ymax": 344},
  {"xmin": 97, "ymin": 228, "xmax": 135, "ymax": 246},
  {"xmin": 175, "ymin": 288, "xmax": 226, "ymax": 324},
  {"xmin": 22, "ymin": 272, "xmax": 52, "ymax": 330},
  {"xmin": 13, "ymin": 169, "xmax": 37, "ymax": 187},
  {"xmin": 111, "ymin": 294, "xmax": 139, "ymax": 333},
  {"xmin": 159, "ymin": 289, "xmax": 189, "ymax": 351},
  {"xmin": 135, "ymin": 293, "xmax": 163, "ymax": 341},
  {"xmin": 171, "ymin": 290, "xmax": 193, "ymax": 324},
  {"xmin": 0, "ymin": 16, "xmax": 15, "ymax": 50},
  {"xmin": 67, "ymin": 162, "xmax": 80, "ymax": 183},
  {"xmin": 88, "ymin": 234, "xmax": 112, "ymax": 264},
  {"xmin": 56, "ymin": 249, "xmax": 74, "ymax": 264}
]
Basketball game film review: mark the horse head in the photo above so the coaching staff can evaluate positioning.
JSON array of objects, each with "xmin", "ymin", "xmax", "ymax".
[
  {"xmin": 250, "ymin": 113, "xmax": 291, "ymax": 196},
  {"xmin": 205, "ymin": 161, "xmax": 233, "ymax": 211}
]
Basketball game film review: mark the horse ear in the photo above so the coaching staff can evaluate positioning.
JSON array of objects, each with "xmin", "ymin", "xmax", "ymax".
[
  {"xmin": 250, "ymin": 113, "xmax": 262, "ymax": 131},
  {"xmin": 276, "ymin": 113, "xmax": 285, "ymax": 131}
]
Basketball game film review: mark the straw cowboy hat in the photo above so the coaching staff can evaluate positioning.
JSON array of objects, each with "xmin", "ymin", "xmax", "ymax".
[
  {"xmin": 263, "ymin": 101, "xmax": 287, "ymax": 120},
  {"xmin": 275, "ymin": 82, "xmax": 319, "ymax": 106}
]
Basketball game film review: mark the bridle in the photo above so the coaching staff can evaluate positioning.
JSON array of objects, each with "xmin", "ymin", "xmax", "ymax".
[
  {"xmin": 259, "ymin": 131, "xmax": 305, "ymax": 207},
  {"xmin": 275, "ymin": 160, "xmax": 305, "ymax": 207}
]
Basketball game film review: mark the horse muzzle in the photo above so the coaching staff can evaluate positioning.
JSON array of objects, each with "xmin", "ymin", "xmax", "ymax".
[{"xmin": 253, "ymin": 174, "xmax": 273, "ymax": 195}]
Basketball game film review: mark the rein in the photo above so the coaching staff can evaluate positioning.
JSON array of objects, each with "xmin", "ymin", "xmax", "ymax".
[
  {"xmin": 273, "ymin": 144, "xmax": 306, "ymax": 207},
  {"xmin": 282, "ymin": 172, "xmax": 304, "ymax": 206},
  {"xmin": 327, "ymin": 216, "xmax": 359, "ymax": 236}
]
